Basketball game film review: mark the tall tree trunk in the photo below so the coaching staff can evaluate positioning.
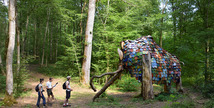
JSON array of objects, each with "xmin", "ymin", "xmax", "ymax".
[
  {"xmin": 34, "ymin": 20, "xmax": 37, "ymax": 57},
  {"xmin": 105, "ymin": 0, "xmax": 110, "ymax": 82},
  {"xmin": 159, "ymin": 0, "xmax": 168, "ymax": 48},
  {"xmin": 56, "ymin": 22, "xmax": 61, "ymax": 62},
  {"xmin": 4, "ymin": 0, "xmax": 16, "ymax": 105},
  {"xmin": 50, "ymin": 22, "xmax": 53, "ymax": 61},
  {"xmin": 171, "ymin": 0, "xmax": 176, "ymax": 52},
  {"xmin": 204, "ymin": 0, "xmax": 210, "ymax": 83},
  {"xmin": 80, "ymin": 0, "xmax": 87, "ymax": 36},
  {"xmin": 141, "ymin": 53, "xmax": 154, "ymax": 100},
  {"xmin": 41, "ymin": 8, "xmax": 50, "ymax": 66},
  {"xmin": 16, "ymin": 7, "xmax": 20, "ymax": 74},
  {"xmin": 21, "ymin": 15, "xmax": 29, "ymax": 56},
  {"xmin": 81, "ymin": 0, "xmax": 96, "ymax": 84},
  {"xmin": 45, "ymin": 27, "xmax": 50, "ymax": 67}
]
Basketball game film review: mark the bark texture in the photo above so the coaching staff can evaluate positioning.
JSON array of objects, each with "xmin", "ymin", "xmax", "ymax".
[
  {"xmin": 141, "ymin": 53, "xmax": 154, "ymax": 100},
  {"xmin": 41, "ymin": 8, "xmax": 50, "ymax": 66},
  {"xmin": 90, "ymin": 65, "xmax": 123, "ymax": 102},
  {"xmin": 81, "ymin": 0, "xmax": 96, "ymax": 84},
  {"xmin": 4, "ymin": 0, "xmax": 17, "ymax": 105}
]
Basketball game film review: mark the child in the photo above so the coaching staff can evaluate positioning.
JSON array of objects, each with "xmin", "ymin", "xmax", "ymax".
[{"xmin": 36, "ymin": 78, "xmax": 46, "ymax": 108}]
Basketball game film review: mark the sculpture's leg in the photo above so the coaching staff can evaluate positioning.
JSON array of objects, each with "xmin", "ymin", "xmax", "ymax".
[
  {"xmin": 164, "ymin": 82, "xmax": 169, "ymax": 93},
  {"xmin": 176, "ymin": 77, "xmax": 184, "ymax": 93}
]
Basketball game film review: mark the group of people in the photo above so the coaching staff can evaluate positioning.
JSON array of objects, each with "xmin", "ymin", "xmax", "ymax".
[{"xmin": 36, "ymin": 76, "xmax": 73, "ymax": 108}]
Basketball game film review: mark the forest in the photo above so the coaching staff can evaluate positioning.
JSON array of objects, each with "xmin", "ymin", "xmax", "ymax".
[{"xmin": 0, "ymin": 0, "xmax": 214, "ymax": 107}]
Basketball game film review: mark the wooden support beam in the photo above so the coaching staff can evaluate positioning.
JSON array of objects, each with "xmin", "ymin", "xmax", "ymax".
[
  {"xmin": 141, "ymin": 53, "xmax": 154, "ymax": 100},
  {"xmin": 90, "ymin": 65, "xmax": 123, "ymax": 102}
]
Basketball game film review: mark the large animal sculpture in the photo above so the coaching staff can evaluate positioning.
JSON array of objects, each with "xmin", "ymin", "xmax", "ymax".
[{"xmin": 90, "ymin": 36, "xmax": 184, "ymax": 101}]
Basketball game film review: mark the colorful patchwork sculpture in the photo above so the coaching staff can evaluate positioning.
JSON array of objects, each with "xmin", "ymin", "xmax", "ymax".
[
  {"xmin": 122, "ymin": 35, "xmax": 181, "ymax": 85},
  {"xmin": 90, "ymin": 35, "xmax": 183, "ymax": 102}
]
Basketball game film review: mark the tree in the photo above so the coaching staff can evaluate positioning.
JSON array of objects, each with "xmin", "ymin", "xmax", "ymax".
[
  {"xmin": 4, "ymin": 0, "xmax": 17, "ymax": 106},
  {"xmin": 81, "ymin": 0, "xmax": 96, "ymax": 84}
]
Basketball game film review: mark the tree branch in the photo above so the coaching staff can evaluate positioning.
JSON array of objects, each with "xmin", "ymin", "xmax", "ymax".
[{"xmin": 90, "ymin": 65, "xmax": 123, "ymax": 92}]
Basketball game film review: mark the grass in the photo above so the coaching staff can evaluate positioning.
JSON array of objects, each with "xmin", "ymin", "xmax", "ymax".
[
  {"xmin": 163, "ymin": 100, "xmax": 195, "ymax": 108},
  {"xmin": 131, "ymin": 97, "xmax": 156, "ymax": 105},
  {"xmin": 18, "ymin": 89, "xmax": 33, "ymax": 98},
  {"xmin": 0, "ymin": 92, "xmax": 4, "ymax": 107},
  {"xmin": 88, "ymin": 95, "xmax": 124, "ymax": 107}
]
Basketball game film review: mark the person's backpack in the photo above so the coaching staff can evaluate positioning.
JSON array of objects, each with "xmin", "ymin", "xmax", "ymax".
[
  {"xmin": 62, "ymin": 81, "xmax": 66, "ymax": 89},
  {"xmin": 35, "ymin": 84, "xmax": 39, "ymax": 92}
]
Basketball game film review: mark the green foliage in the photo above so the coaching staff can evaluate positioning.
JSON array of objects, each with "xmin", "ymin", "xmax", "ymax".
[
  {"xmin": 165, "ymin": 100, "xmax": 195, "ymax": 108},
  {"xmin": 38, "ymin": 65, "xmax": 67, "ymax": 76},
  {"xmin": 0, "ymin": 100, "xmax": 4, "ymax": 107},
  {"xmin": 204, "ymin": 99, "xmax": 214, "ymax": 108},
  {"xmin": 115, "ymin": 74, "xmax": 141, "ymax": 92},
  {"xmin": 13, "ymin": 56, "xmax": 33, "ymax": 98},
  {"xmin": 195, "ymin": 79, "xmax": 214, "ymax": 98},
  {"xmin": 89, "ymin": 95, "xmax": 122, "ymax": 107},
  {"xmin": 55, "ymin": 34, "xmax": 82, "ymax": 77},
  {"xmin": 131, "ymin": 97, "xmax": 155, "ymax": 104},
  {"xmin": 0, "ymin": 75, "xmax": 6, "ymax": 93},
  {"xmin": 155, "ymin": 93, "xmax": 184, "ymax": 102}
]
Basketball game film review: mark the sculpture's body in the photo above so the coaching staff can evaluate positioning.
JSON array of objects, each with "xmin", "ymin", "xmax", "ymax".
[
  {"xmin": 90, "ymin": 36, "xmax": 183, "ymax": 101},
  {"xmin": 122, "ymin": 36, "xmax": 181, "ymax": 85}
]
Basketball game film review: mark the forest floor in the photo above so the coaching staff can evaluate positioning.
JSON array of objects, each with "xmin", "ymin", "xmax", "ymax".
[{"xmin": 0, "ymin": 65, "xmax": 210, "ymax": 108}]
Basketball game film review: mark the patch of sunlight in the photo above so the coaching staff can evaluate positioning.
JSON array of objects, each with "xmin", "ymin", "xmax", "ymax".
[{"xmin": 153, "ymin": 84, "xmax": 163, "ymax": 95}]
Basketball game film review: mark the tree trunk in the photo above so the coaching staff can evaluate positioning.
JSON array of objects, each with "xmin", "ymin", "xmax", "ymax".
[
  {"xmin": 45, "ymin": 26, "xmax": 50, "ymax": 67},
  {"xmin": 34, "ymin": 20, "xmax": 37, "ymax": 57},
  {"xmin": 41, "ymin": 8, "xmax": 50, "ymax": 66},
  {"xmin": 204, "ymin": 0, "xmax": 210, "ymax": 83},
  {"xmin": 159, "ymin": 0, "xmax": 168, "ymax": 48},
  {"xmin": 21, "ymin": 15, "xmax": 29, "ymax": 56},
  {"xmin": 80, "ymin": 0, "xmax": 87, "ymax": 36},
  {"xmin": 141, "ymin": 53, "xmax": 154, "ymax": 100},
  {"xmin": 81, "ymin": 0, "xmax": 96, "ymax": 84},
  {"xmin": 105, "ymin": 0, "xmax": 110, "ymax": 83},
  {"xmin": 50, "ymin": 22, "xmax": 53, "ymax": 61},
  {"xmin": 16, "ymin": 8, "xmax": 20, "ymax": 74},
  {"xmin": 4, "ymin": 0, "xmax": 16, "ymax": 105},
  {"xmin": 171, "ymin": 0, "xmax": 176, "ymax": 52},
  {"xmin": 56, "ymin": 22, "xmax": 61, "ymax": 62}
]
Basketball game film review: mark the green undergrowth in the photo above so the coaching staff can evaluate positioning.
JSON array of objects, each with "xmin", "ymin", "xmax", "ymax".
[
  {"xmin": 37, "ymin": 64, "xmax": 81, "ymax": 78},
  {"xmin": 0, "ymin": 75, "xmax": 6, "ymax": 94},
  {"xmin": 0, "ymin": 100, "xmax": 4, "ymax": 107},
  {"xmin": 115, "ymin": 75, "xmax": 141, "ymax": 92},
  {"xmin": 204, "ymin": 98, "xmax": 214, "ymax": 108},
  {"xmin": 164, "ymin": 100, "xmax": 195, "ymax": 108},
  {"xmin": 89, "ymin": 93, "xmax": 124, "ymax": 107},
  {"xmin": 155, "ymin": 92, "xmax": 184, "ymax": 102},
  {"xmin": 131, "ymin": 97, "xmax": 155, "ymax": 104},
  {"xmin": 37, "ymin": 65, "xmax": 65, "ymax": 76}
]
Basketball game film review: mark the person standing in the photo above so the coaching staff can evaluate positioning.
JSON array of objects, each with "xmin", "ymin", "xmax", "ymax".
[
  {"xmin": 46, "ymin": 78, "xmax": 54, "ymax": 103},
  {"xmin": 36, "ymin": 78, "xmax": 46, "ymax": 108},
  {"xmin": 63, "ymin": 76, "xmax": 73, "ymax": 107}
]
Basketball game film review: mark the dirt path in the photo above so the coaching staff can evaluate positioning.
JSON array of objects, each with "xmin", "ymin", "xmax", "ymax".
[
  {"xmin": 3, "ymin": 65, "xmax": 208, "ymax": 108},
  {"xmin": 10, "ymin": 65, "xmax": 97, "ymax": 108}
]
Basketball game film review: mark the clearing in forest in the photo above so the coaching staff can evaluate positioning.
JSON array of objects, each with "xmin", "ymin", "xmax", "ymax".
[{"xmin": 0, "ymin": 65, "xmax": 208, "ymax": 108}]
